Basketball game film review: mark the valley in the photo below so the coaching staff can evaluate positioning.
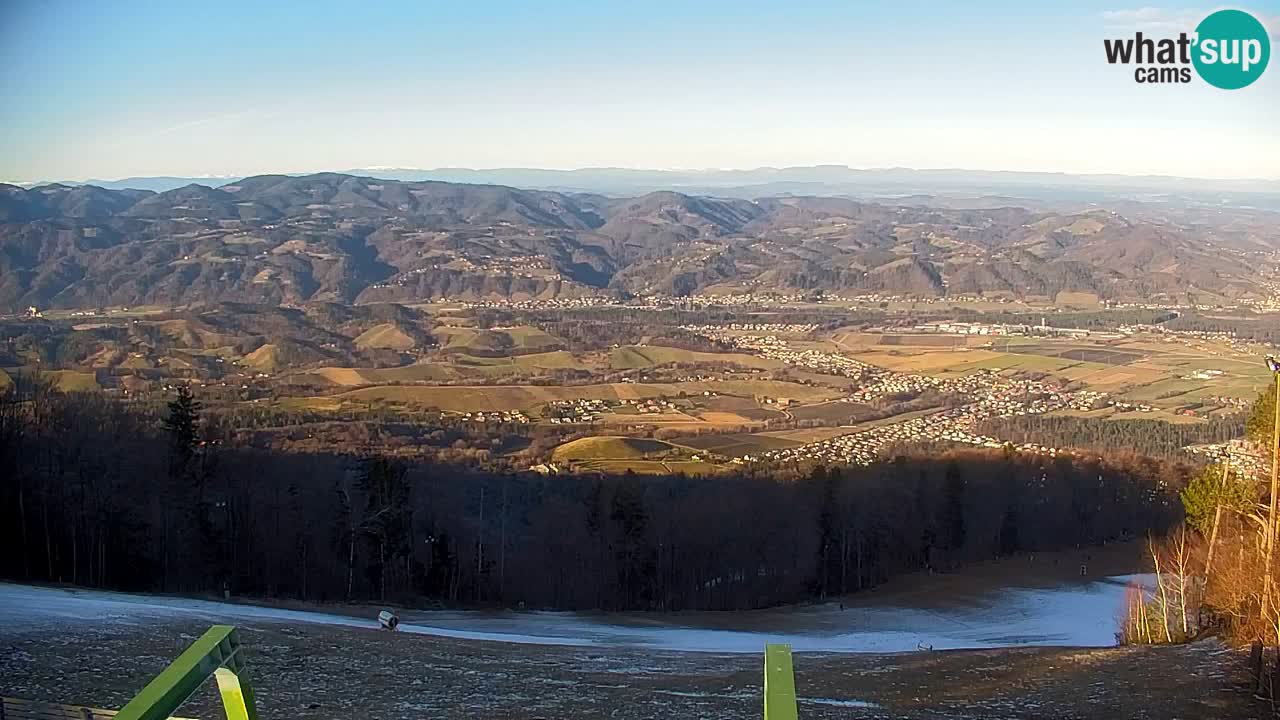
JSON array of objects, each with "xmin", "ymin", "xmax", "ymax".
[{"xmin": 4, "ymin": 288, "xmax": 1275, "ymax": 475}]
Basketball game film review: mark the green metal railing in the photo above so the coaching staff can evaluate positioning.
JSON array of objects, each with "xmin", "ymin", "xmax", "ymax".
[
  {"xmin": 111, "ymin": 625, "xmax": 796, "ymax": 720},
  {"xmin": 115, "ymin": 625, "xmax": 258, "ymax": 720},
  {"xmin": 764, "ymin": 643, "xmax": 798, "ymax": 720}
]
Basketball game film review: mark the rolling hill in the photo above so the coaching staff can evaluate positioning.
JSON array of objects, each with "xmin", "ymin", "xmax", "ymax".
[{"xmin": 3, "ymin": 173, "xmax": 1278, "ymax": 312}]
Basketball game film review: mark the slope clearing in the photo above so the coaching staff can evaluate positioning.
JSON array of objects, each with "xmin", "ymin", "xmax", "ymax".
[
  {"xmin": 551, "ymin": 436, "xmax": 688, "ymax": 462},
  {"xmin": 353, "ymin": 323, "xmax": 416, "ymax": 351}
]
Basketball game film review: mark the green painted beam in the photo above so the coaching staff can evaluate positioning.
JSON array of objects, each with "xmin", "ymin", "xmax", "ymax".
[
  {"xmin": 764, "ymin": 643, "xmax": 798, "ymax": 720},
  {"xmin": 115, "ymin": 625, "xmax": 257, "ymax": 720},
  {"xmin": 213, "ymin": 667, "xmax": 258, "ymax": 720}
]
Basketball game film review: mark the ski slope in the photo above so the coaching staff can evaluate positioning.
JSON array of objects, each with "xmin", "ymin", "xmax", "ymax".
[{"xmin": 0, "ymin": 575, "xmax": 1150, "ymax": 654}]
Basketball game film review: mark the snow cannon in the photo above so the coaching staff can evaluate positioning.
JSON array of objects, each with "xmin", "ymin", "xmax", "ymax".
[{"xmin": 378, "ymin": 609, "xmax": 400, "ymax": 631}]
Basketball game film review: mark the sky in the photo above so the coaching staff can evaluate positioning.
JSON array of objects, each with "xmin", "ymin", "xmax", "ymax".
[{"xmin": 1, "ymin": 1, "xmax": 1278, "ymax": 183}]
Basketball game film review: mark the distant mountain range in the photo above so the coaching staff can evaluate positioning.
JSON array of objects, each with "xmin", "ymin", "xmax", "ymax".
[
  {"xmin": 2, "ymin": 172, "xmax": 1278, "ymax": 313},
  {"xmin": 17, "ymin": 166, "xmax": 1280, "ymax": 208}
]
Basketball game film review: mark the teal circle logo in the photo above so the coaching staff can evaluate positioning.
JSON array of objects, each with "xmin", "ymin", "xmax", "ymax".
[{"xmin": 1192, "ymin": 10, "xmax": 1270, "ymax": 89}]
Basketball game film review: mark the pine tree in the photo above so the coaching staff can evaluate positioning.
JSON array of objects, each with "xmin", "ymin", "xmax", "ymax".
[
  {"xmin": 163, "ymin": 386, "xmax": 202, "ymax": 471},
  {"xmin": 1246, "ymin": 382, "xmax": 1277, "ymax": 466},
  {"xmin": 1181, "ymin": 462, "xmax": 1256, "ymax": 535},
  {"xmin": 160, "ymin": 385, "xmax": 202, "ymax": 591}
]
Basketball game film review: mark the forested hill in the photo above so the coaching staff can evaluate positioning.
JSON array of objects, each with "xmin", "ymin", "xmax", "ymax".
[
  {"xmin": 0, "ymin": 381, "xmax": 1186, "ymax": 610},
  {"xmin": 3, "ymin": 173, "xmax": 1277, "ymax": 312}
]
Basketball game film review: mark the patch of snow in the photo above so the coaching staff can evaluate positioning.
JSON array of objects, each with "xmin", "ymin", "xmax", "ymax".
[
  {"xmin": 801, "ymin": 697, "xmax": 882, "ymax": 708},
  {"xmin": 0, "ymin": 575, "xmax": 1154, "ymax": 654}
]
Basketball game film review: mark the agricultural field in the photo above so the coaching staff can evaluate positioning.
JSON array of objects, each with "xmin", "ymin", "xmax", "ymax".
[
  {"xmin": 828, "ymin": 330, "xmax": 1276, "ymax": 415},
  {"xmin": 303, "ymin": 364, "xmax": 459, "ymax": 386},
  {"xmin": 609, "ymin": 345, "xmax": 782, "ymax": 371},
  {"xmin": 434, "ymin": 325, "xmax": 565, "ymax": 355},
  {"xmin": 677, "ymin": 432, "xmax": 803, "ymax": 457},
  {"xmin": 877, "ymin": 334, "xmax": 990, "ymax": 348},
  {"xmin": 549, "ymin": 436, "xmax": 727, "ymax": 474},
  {"xmin": 1, "ymin": 367, "xmax": 99, "ymax": 392},
  {"xmin": 333, "ymin": 379, "xmax": 840, "ymax": 414},
  {"xmin": 788, "ymin": 400, "xmax": 878, "ymax": 423},
  {"xmin": 551, "ymin": 436, "xmax": 693, "ymax": 462},
  {"xmin": 353, "ymin": 323, "xmax": 417, "ymax": 350}
]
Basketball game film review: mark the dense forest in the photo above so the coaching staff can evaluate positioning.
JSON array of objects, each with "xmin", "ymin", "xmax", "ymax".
[
  {"xmin": 976, "ymin": 414, "xmax": 1244, "ymax": 459},
  {"xmin": 1165, "ymin": 312, "xmax": 1280, "ymax": 345},
  {"xmin": 0, "ymin": 379, "xmax": 1188, "ymax": 611},
  {"xmin": 955, "ymin": 309, "xmax": 1178, "ymax": 329}
]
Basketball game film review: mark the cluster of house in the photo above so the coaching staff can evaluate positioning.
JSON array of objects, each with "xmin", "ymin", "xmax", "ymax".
[
  {"xmin": 1109, "ymin": 400, "xmax": 1156, "ymax": 413},
  {"xmin": 908, "ymin": 321, "xmax": 1093, "ymax": 338},
  {"xmin": 544, "ymin": 396, "xmax": 686, "ymax": 424},
  {"xmin": 625, "ymin": 398, "xmax": 680, "ymax": 415},
  {"xmin": 676, "ymin": 326, "xmax": 1126, "ymax": 466},
  {"xmin": 744, "ymin": 375, "xmax": 1107, "ymax": 466},
  {"xmin": 682, "ymin": 327, "xmax": 871, "ymax": 379},
  {"xmin": 1242, "ymin": 278, "xmax": 1280, "ymax": 312},
  {"xmin": 642, "ymin": 293, "xmax": 815, "ymax": 308},
  {"xmin": 684, "ymin": 323, "xmax": 818, "ymax": 335},
  {"xmin": 835, "ymin": 293, "xmax": 1013, "ymax": 305},
  {"xmin": 1209, "ymin": 395, "xmax": 1253, "ymax": 410},
  {"xmin": 1183, "ymin": 439, "xmax": 1267, "ymax": 478},
  {"xmin": 1118, "ymin": 323, "xmax": 1273, "ymax": 354},
  {"xmin": 459, "ymin": 410, "xmax": 529, "ymax": 424},
  {"xmin": 1182, "ymin": 369, "xmax": 1226, "ymax": 380},
  {"xmin": 460, "ymin": 297, "xmax": 616, "ymax": 311},
  {"xmin": 546, "ymin": 398, "xmax": 611, "ymax": 424}
]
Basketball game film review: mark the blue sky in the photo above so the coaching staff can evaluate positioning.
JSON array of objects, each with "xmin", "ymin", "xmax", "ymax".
[{"xmin": 1, "ymin": 1, "xmax": 1277, "ymax": 182}]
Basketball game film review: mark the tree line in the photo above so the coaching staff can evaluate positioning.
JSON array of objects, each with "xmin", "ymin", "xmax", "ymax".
[
  {"xmin": 976, "ymin": 414, "xmax": 1244, "ymax": 460},
  {"xmin": 1166, "ymin": 312, "xmax": 1280, "ymax": 345},
  {"xmin": 0, "ymin": 377, "xmax": 1188, "ymax": 611},
  {"xmin": 1117, "ymin": 384, "xmax": 1278, "ymax": 693}
]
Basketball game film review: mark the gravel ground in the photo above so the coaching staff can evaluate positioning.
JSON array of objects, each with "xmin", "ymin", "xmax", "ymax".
[{"xmin": 0, "ymin": 616, "xmax": 1264, "ymax": 719}]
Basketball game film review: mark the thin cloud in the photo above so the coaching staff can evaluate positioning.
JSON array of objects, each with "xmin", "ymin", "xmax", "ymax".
[
  {"xmin": 1103, "ymin": 7, "xmax": 1280, "ymax": 40},
  {"xmin": 102, "ymin": 107, "xmax": 283, "ymax": 151}
]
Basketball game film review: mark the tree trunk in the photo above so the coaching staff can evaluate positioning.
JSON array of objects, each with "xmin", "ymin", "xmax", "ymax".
[
  {"xmin": 840, "ymin": 528, "xmax": 849, "ymax": 595},
  {"xmin": 347, "ymin": 531, "xmax": 355, "ymax": 600},
  {"xmin": 43, "ymin": 498, "xmax": 53, "ymax": 581},
  {"xmin": 475, "ymin": 485, "xmax": 485, "ymax": 602},
  {"xmin": 499, "ymin": 483, "xmax": 507, "ymax": 600},
  {"xmin": 162, "ymin": 508, "xmax": 170, "ymax": 592},
  {"xmin": 1150, "ymin": 535, "xmax": 1173, "ymax": 643},
  {"xmin": 18, "ymin": 484, "xmax": 29, "ymax": 579},
  {"xmin": 70, "ymin": 518, "xmax": 77, "ymax": 585}
]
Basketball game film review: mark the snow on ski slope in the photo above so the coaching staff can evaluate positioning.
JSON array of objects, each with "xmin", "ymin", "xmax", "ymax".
[{"xmin": 0, "ymin": 576, "xmax": 1150, "ymax": 654}]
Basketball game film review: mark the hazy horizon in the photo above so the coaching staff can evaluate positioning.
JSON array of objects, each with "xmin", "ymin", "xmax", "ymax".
[
  {"xmin": 11, "ymin": 162, "xmax": 1280, "ymax": 188},
  {"xmin": 3, "ymin": 1, "xmax": 1278, "ymax": 183}
]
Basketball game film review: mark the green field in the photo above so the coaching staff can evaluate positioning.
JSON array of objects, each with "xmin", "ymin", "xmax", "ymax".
[
  {"xmin": 0, "ymin": 367, "xmax": 100, "ymax": 392},
  {"xmin": 610, "ymin": 345, "xmax": 781, "ymax": 371},
  {"xmin": 353, "ymin": 323, "xmax": 416, "ymax": 351},
  {"xmin": 336, "ymin": 380, "xmax": 840, "ymax": 413},
  {"xmin": 303, "ymin": 364, "xmax": 459, "ymax": 386},
  {"xmin": 550, "ymin": 435, "xmax": 727, "ymax": 474},
  {"xmin": 435, "ymin": 325, "xmax": 565, "ymax": 354},
  {"xmin": 48, "ymin": 370, "xmax": 100, "ymax": 391},
  {"xmin": 454, "ymin": 350, "xmax": 588, "ymax": 372},
  {"xmin": 552, "ymin": 436, "xmax": 690, "ymax": 462},
  {"xmin": 676, "ymin": 432, "xmax": 802, "ymax": 456}
]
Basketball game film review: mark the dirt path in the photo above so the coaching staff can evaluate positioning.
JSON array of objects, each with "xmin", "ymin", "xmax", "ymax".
[{"xmin": 0, "ymin": 617, "xmax": 1262, "ymax": 719}]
